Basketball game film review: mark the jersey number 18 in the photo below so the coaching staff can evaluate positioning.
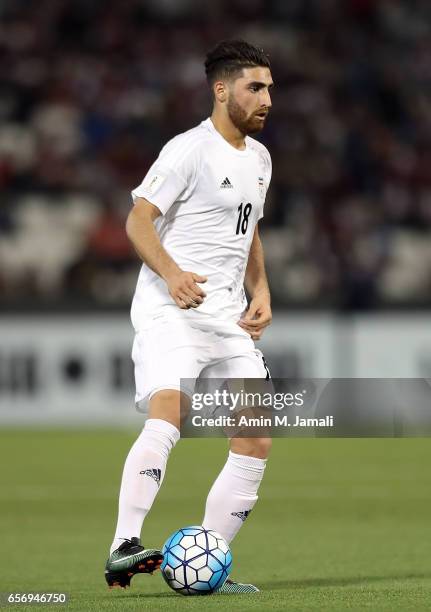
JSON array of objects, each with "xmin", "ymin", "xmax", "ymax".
[{"xmin": 236, "ymin": 202, "xmax": 252, "ymax": 235}]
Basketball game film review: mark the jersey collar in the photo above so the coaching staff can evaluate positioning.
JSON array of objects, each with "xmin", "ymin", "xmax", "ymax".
[{"xmin": 202, "ymin": 118, "xmax": 250, "ymax": 157}]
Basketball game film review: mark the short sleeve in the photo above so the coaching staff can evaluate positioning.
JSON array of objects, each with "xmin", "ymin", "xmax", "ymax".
[{"xmin": 131, "ymin": 133, "xmax": 199, "ymax": 215}]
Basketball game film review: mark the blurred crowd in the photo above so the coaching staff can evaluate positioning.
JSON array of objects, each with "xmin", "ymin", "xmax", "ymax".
[{"xmin": 1, "ymin": 0, "xmax": 431, "ymax": 310}]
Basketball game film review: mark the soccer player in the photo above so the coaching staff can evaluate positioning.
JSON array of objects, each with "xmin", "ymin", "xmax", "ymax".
[{"xmin": 105, "ymin": 40, "xmax": 274, "ymax": 594}]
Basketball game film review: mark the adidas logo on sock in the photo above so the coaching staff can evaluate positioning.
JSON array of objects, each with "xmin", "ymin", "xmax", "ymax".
[
  {"xmin": 231, "ymin": 510, "xmax": 252, "ymax": 522},
  {"xmin": 140, "ymin": 468, "xmax": 162, "ymax": 486},
  {"xmin": 220, "ymin": 177, "xmax": 233, "ymax": 189}
]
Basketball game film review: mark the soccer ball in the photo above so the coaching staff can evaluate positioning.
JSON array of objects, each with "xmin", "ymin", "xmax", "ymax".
[{"xmin": 161, "ymin": 525, "xmax": 232, "ymax": 595}]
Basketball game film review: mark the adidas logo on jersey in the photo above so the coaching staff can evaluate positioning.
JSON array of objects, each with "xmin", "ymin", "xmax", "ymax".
[
  {"xmin": 140, "ymin": 468, "xmax": 162, "ymax": 486},
  {"xmin": 220, "ymin": 177, "xmax": 233, "ymax": 189},
  {"xmin": 231, "ymin": 510, "xmax": 252, "ymax": 522}
]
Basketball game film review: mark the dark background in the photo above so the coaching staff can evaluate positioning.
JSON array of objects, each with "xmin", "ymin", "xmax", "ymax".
[{"xmin": 1, "ymin": 0, "xmax": 431, "ymax": 311}]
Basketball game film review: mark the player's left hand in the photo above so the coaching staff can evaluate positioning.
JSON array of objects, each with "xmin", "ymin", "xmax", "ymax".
[{"xmin": 237, "ymin": 294, "xmax": 272, "ymax": 341}]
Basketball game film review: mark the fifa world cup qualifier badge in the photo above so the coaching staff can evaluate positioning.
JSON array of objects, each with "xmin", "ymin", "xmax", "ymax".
[{"xmin": 258, "ymin": 176, "xmax": 265, "ymax": 198}]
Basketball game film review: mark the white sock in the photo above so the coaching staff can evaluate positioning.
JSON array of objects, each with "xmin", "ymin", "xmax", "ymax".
[
  {"xmin": 110, "ymin": 418, "xmax": 180, "ymax": 554},
  {"xmin": 202, "ymin": 451, "xmax": 267, "ymax": 544}
]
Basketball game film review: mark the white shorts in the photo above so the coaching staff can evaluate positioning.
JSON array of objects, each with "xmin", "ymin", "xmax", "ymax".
[{"xmin": 132, "ymin": 317, "xmax": 269, "ymax": 413}]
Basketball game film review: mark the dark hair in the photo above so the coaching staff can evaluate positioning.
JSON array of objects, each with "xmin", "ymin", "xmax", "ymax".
[{"xmin": 204, "ymin": 39, "xmax": 270, "ymax": 86}]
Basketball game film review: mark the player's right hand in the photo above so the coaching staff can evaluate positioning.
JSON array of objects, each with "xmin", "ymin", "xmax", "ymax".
[{"xmin": 166, "ymin": 271, "xmax": 207, "ymax": 309}]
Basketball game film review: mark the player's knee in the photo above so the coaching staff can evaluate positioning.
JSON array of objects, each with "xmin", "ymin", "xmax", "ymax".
[
  {"xmin": 149, "ymin": 389, "xmax": 191, "ymax": 429},
  {"xmin": 251, "ymin": 436, "xmax": 272, "ymax": 458},
  {"xmin": 151, "ymin": 389, "xmax": 182, "ymax": 406},
  {"xmin": 230, "ymin": 436, "xmax": 272, "ymax": 459}
]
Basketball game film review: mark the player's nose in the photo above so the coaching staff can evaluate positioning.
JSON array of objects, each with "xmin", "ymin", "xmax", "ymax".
[{"xmin": 261, "ymin": 89, "xmax": 272, "ymax": 109}]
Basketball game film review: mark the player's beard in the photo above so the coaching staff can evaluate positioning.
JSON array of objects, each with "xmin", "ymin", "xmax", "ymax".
[{"xmin": 227, "ymin": 95, "xmax": 266, "ymax": 135}]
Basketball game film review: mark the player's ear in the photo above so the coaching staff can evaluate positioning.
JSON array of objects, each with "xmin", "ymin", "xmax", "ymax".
[{"xmin": 213, "ymin": 80, "xmax": 226, "ymax": 103}]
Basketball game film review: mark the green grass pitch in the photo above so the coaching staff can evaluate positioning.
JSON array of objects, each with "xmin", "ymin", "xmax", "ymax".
[{"xmin": 1, "ymin": 431, "xmax": 431, "ymax": 611}]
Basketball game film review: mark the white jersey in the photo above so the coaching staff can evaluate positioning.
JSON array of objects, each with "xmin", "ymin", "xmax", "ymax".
[{"xmin": 130, "ymin": 117, "xmax": 272, "ymax": 331}]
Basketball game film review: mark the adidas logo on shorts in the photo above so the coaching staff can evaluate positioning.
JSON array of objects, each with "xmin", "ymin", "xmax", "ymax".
[
  {"xmin": 140, "ymin": 468, "xmax": 162, "ymax": 486},
  {"xmin": 220, "ymin": 177, "xmax": 233, "ymax": 189}
]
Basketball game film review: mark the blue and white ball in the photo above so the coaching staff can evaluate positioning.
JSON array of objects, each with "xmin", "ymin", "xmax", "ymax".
[{"xmin": 161, "ymin": 525, "xmax": 232, "ymax": 595}]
